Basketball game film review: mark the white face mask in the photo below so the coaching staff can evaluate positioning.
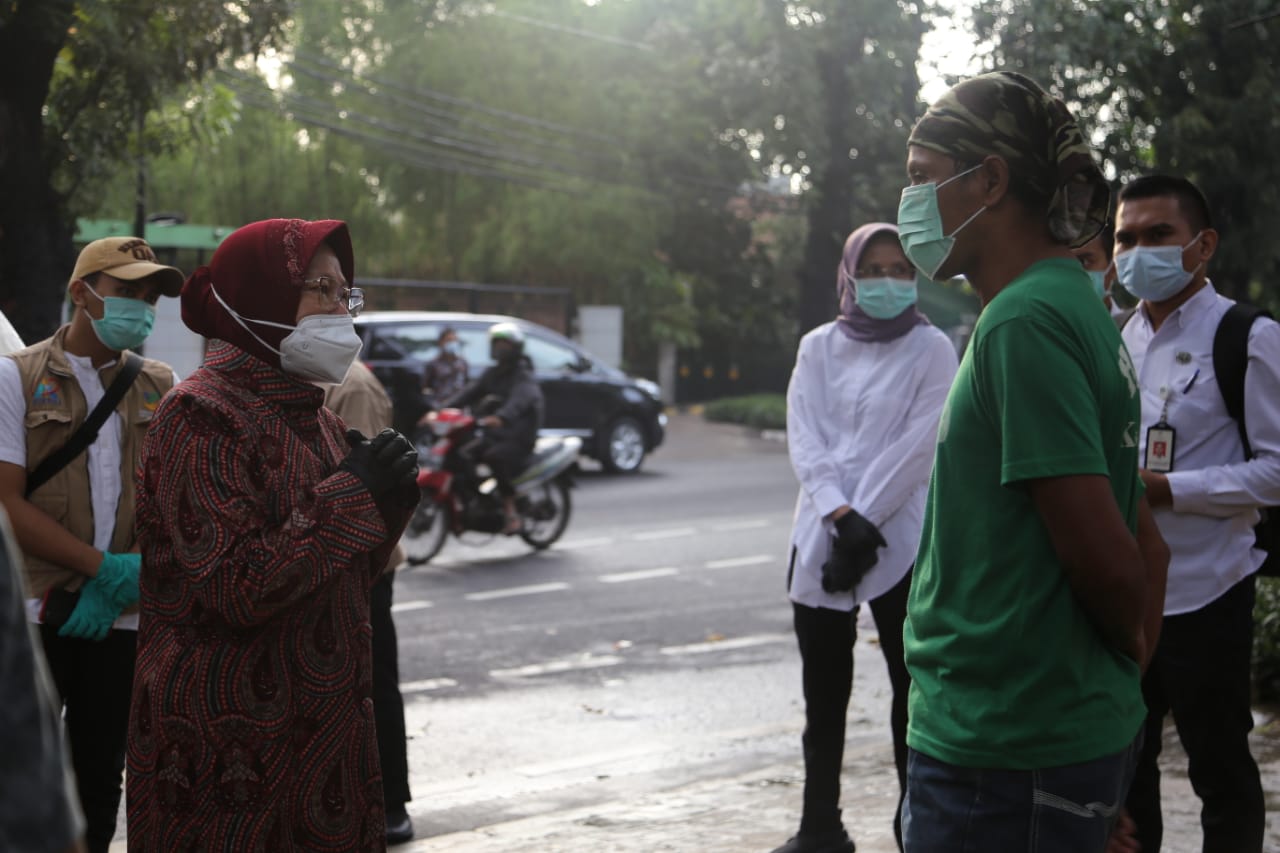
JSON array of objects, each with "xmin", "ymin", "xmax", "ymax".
[{"xmin": 210, "ymin": 285, "xmax": 364, "ymax": 384}]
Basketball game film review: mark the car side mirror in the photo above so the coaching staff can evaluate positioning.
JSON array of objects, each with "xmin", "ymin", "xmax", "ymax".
[{"xmin": 573, "ymin": 355, "xmax": 593, "ymax": 373}]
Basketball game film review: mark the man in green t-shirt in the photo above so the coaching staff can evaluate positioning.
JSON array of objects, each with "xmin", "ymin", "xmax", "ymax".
[{"xmin": 897, "ymin": 72, "xmax": 1169, "ymax": 853}]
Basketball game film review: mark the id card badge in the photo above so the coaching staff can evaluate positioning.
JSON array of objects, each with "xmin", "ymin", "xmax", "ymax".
[{"xmin": 1145, "ymin": 421, "xmax": 1176, "ymax": 473}]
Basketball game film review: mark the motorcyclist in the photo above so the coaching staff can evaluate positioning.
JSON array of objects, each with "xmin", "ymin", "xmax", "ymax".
[{"xmin": 444, "ymin": 322, "xmax": 544, "ymax": 534}]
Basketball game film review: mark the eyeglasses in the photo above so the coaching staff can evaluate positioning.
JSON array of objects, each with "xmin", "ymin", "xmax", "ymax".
[
  {"xmin": 854, "ymin": 264, "xmax": 916, "ymax": 280},
  {"xmin": 302, "ymin": 275, "xmax": 364, "ymax": 316}
]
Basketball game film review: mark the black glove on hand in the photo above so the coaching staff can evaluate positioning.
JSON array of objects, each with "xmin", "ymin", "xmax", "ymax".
[
  {"xmin": 340, "ymin": 428, "xmax": 419, "ymax": 501},
  {"xmin": 820, "ymin": 509, "xmax": 888, "ymax": 594}
]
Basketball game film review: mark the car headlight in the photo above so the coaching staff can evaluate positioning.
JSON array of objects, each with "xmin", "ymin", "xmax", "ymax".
[{"xmin": 634, "ymin": 378, "xmax": 662, "ymax": 401}]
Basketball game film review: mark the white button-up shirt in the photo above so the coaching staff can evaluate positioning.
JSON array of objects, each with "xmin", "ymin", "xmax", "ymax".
[
  {"xmin": 786, "ymin": 321, "xmax": 958, "ymax": 610},
  {"xmin": 1122, "ymin": 283, "xmax": 1280, "ymax": 614}
]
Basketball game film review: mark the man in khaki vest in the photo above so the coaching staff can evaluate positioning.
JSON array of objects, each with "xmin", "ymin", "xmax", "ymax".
[
  {"xmin": 324, "ymin": 361, "xmax": 416, "ymax": 845},
  {"xmin": 0, "ymin": 237, "xmax": 181, "ymax": 853}
]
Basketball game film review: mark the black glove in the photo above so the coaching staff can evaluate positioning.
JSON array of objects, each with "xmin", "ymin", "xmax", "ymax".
[
  {"xmin": 821, "ymin": 509, "xmax": 888, "ymax": 594},
  {"xmin": 340, "ymin": 428, "xmax": 419, "ymax": 502}
]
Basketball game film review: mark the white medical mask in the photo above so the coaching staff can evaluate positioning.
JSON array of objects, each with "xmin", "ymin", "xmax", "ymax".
[
  {"xmin": 1114, "ymin": 232, "xmax": 1203, "ymax": 302},
  {"xmin": 209, "ymin": 285, "xmax": 363, "ymax": 384}
]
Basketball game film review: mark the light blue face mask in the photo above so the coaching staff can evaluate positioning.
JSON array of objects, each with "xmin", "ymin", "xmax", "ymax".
[
  {"xmin": 855, "ymin": 276, "xmax": 919, "ymax": 320},
  {"xmin": 897, "ymin": 164, "xmax": 987, "ymax": 280},
  {"xmin": 83, "ymin": 284, "xmax": 156, "ymax": 351},
  {"xmin": 1086, "ymin": 269, "xmax": 1108, "ymax": 301},
  {"xmin": 1114, "ymin": 232, "xmax": 1203, "ymax": 302}
]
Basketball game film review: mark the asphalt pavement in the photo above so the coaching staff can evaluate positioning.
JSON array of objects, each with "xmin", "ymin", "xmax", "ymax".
[{"xmin": 109, "ymin": 413, "xmax": 1280, "ymax": 852}]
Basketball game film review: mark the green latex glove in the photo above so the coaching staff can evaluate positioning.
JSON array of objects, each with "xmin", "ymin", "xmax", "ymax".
[{"xmin": 58, "ymin": 552, "xmax": 141, "ymax": 641}]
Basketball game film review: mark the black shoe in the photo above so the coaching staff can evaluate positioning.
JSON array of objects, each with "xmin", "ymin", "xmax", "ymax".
[
  {"xmin": 386, "ymin": 809, "xmax": 414, "ymax": 846},
  {"xmin": 768, "ymin": 827, "xmax": 855, "ymax": 853}
]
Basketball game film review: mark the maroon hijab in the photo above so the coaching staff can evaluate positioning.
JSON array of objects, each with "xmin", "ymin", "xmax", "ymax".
[
  {"xmin": 181, "ymin": 218, "xmax": 354, "ymax": 369},
  {"xmin": 836, "ymin": 222, "xmax": 930, "ymax": 343}
]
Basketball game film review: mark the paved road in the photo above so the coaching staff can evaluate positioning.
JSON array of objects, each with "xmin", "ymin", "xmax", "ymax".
[{"xmin": 111, "ymin": 413, "xmax": 1280, "ymax": 851}]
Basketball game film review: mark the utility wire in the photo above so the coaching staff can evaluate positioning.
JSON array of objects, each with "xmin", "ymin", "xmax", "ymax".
[
  {"xmin": 479, "ymin": 6, "xmax": 655, "ymax": 52},
  {"xmin": 284, "ymin": 52, "xmax": 749, "ymax": 196},
  {"xmin": 293, "ymin": 48, "xmax": 625, "ymax": 146},
  {"xmin": 285, "ymin": 57, "xmax": 627, "ymax": 172}
]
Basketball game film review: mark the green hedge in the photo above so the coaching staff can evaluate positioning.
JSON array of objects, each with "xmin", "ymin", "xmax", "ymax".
[
  {"xmin": 702, "ymin": 393, "xmax": 787, "ymax": 431},
  {"xmin": 1254, "ymin": 576, "xmax": 1280, "ymax": 702}
]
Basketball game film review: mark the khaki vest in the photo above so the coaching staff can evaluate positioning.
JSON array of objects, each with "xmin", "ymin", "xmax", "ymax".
[{"xmin": 9, "ymin": 326, "xmax": 175, "ymax": 598}]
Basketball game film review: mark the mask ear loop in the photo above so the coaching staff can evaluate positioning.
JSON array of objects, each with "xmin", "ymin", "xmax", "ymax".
[
  {"xmin": 208, "ymin": 284, "xmax": 294, "ymax": 357},
  {"xmin": 936, "ymin": 163, "xmax": 988, "ymax": 239}
]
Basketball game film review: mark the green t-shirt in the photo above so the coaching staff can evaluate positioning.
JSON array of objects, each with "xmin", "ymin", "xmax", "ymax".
[{"xmin": 904, "ymin": 257, "xmax": 1145, "ymax": 770}]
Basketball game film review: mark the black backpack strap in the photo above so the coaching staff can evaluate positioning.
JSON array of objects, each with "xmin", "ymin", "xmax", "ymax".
[
  {"xmin": 1212, "ymin": 302, "xmax": 1271, "ymax": 459},
  {"xmin": 25, "ymin": 352, "xmax": 145, "ymax": 497}
]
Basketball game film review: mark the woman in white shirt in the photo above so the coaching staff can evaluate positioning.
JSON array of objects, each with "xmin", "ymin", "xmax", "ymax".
[{"xmin": 772, "ymin": 223, "xmax": 958, "ymax": 853}]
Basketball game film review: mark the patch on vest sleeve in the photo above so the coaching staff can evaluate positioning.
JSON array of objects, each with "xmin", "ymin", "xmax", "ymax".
[
  {"xmin": 142, "ymin": 390, "xmax": 161, "ymax": 411},
  {"xmin": 33, "ymin": 376, "xmax": 61, "ymax": 406}
]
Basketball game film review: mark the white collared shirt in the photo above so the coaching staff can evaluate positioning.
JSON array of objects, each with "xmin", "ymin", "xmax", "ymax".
[
  {"xmin": 786, "ymin": 321, "xmax": 958, "ymax": 610},
  {"xmin": 1122, "ymin": 282, "xmax": 1280, "ymax": 614}
]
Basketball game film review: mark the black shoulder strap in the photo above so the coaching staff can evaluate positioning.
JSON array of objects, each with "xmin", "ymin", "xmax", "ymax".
[
  {"xmin": 25, "ymin": 352, "xmax": 145, "ymax": 497},
  {"xmin": 1213, "ymin": 302, "xmax": 1271, "ymax": 459}
]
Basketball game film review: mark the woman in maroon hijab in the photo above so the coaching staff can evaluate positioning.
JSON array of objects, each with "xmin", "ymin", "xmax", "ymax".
[{"xmin": 126, "ymin": 219, "xmax": 418, "ymax": 852}]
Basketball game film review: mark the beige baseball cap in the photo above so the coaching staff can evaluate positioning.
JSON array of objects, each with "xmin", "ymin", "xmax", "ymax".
[{"xmin": 69, "ymin": 237, "xmax": 184, "ymax": 297}]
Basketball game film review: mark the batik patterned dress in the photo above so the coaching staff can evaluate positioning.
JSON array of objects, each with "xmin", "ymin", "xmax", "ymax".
[{"xmin": 127, "ymin": 342, "xmax": 413, "ymax": 852}]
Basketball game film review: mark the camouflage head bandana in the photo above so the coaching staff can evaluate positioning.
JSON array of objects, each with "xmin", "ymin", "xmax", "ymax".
[{"xmin": 908, "ymin": 71, "xmax": 1109, "ymax": 248}]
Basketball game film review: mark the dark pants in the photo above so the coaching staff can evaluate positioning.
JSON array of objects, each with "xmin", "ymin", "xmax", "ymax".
[
  {"xmin": 792, "ymin": 569, "xmax": 911, "ymax": 850},
  {"xmin": 1125, "ymin": 575, "xmax": 1264, "ymax": 853},
  {"xmin": 39, "ymin": 625, "xmax": 136, "ymax": 853},
  {"xmin": 480, "ymin": 437, "xmax": 532, "ymax": 498},
  {"xmin": 371, "ymin": 571, "xmax": 411, "ymax": 812},
  {"xmin": 902, "ymin": 733, "xmax": 1141, "ymax": 853}
]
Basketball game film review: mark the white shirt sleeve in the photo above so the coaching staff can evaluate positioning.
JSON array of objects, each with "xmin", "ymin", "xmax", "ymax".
[
  {"xmin": 850, "ymin": 330, "xmax": 958, "ymax": 527},
  {"xmin": 786, "ymin": 334, "xmax": 849, "ymax": 520},
  {"xmin": 1169, "ymin": 318, "xmax": 1280, "ymax": 515},
  {"xmin": 0, "ymin": 359, "xmax": 27, "ymax": 468}
]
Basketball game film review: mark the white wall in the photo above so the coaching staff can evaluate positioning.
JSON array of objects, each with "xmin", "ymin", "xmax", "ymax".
[
  {"xmin": 576, "ymin": 304, "xmax": 623, "ymax": 369},
  {"xmin": 144, "ymin": 296, "xmax": 205, "ymax": 380}
]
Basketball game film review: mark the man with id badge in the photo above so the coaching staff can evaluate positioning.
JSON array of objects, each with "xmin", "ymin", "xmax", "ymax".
[{"xmin": 1116, "ymin": 175, "xmax": 1280, "ymax": 853}]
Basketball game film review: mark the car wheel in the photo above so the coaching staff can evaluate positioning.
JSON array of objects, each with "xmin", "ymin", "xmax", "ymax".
[{"xmin": 600, "ymin": 416, "xmax": 646, "ymax": 473}]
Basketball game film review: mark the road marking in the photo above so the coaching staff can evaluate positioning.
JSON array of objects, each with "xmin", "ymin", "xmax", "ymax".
[
  {"xmin": 659, "ymin": 632, "xmax": 792, "ymax": 656},
  {"xmin": 464, "ymin": 582, "xmax": 570, "ymax": 601},
  {"xmin": 390, "ymin": 600, "xmax": 434, "ymax": 613},
  {"xmin": 631, "ymin": 526, "xmax": 696, "ymax": 541},
  {"xmin": 598, "ymin": 567, "xmax": 679, "ymax": 584},
  {"xmin": 490, "ymin": 654, "xmax": 622, "ymax": 679},
  {"xmin": 401, "ymin": 677, "xmax": 458, "ymax": 693},
  {"xmin": 555, "ymin": 536, "xmax": 614, "ymax": 550},
  {"xmin": 704, "ymin": 554, "xmax": 773, "ymax": 570},
  {"xmin": 710, "ymin": 518, "xmax": 772, "ymax": 532}
]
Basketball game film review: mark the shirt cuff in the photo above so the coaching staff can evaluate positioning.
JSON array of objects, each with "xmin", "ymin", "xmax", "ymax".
[
  {"xmin": 1166, "ymin": 469, "xmax": 1210, "ymax": 515},
  {"xmin": 811, "ymin": 485, "xmax": 849, "ymax": 522}
]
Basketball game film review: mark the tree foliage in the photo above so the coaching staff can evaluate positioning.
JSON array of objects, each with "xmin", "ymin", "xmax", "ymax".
[
  {"xmin": 970, "ymin": 0, "xmax": 1280, "ymax": 307},
  {"xmin": 0, "ymin": 0, "xmax": 291, "ymax": 342}
]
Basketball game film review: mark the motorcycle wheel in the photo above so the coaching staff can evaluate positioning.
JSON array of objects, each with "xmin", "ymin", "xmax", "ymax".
[
  {"xmin": 403, "ymin": 495, "xmax": 449, "ymax": 565},
  {"xmin": 518, "ymin": 479, "xmax": 572, "ymax": 551}
]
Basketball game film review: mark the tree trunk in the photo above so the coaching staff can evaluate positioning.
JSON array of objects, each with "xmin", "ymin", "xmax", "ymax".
[
  {"xmin": 0, "ymin": 1, "xmax": 76, "ymax": 345},
  {"xmin": 796, "ymin": 46, "xmax": 854, "ymax": 338}
]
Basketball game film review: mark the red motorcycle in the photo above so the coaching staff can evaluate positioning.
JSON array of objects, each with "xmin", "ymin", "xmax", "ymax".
[{"xmin": 403, "ymin": 408, "xmax": 579, "ymax": 565}]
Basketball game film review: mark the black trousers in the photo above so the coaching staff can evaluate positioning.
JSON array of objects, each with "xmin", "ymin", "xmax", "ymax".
[
  {"xmin": 38, "ymin": 625, "xmax": 136, "ymax": 853},
  {"xmin": 480, "ymin": 437, "xmax": 532, "ymax": 498},
  {"xmin": 371, "ymin": 571, "xmax": 412, "ymax": 811},
  {"xmin": 792, "ymin": 569, "xmax": 911, "ymax": 851},
  {"xmin": 1125, "ymin": 574, "xmax": 1264, "ymax": 853}
]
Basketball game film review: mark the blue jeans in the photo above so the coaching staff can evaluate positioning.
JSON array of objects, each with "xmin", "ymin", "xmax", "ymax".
[{"xmin": 902, "ymin": 733, "xmax": 1141, "ymax": 853}]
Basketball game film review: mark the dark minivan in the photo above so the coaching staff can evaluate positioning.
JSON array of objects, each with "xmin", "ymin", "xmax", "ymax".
[{"xmin": 354, "ymin": 311, "xmax": 666, "ymax": 472}]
